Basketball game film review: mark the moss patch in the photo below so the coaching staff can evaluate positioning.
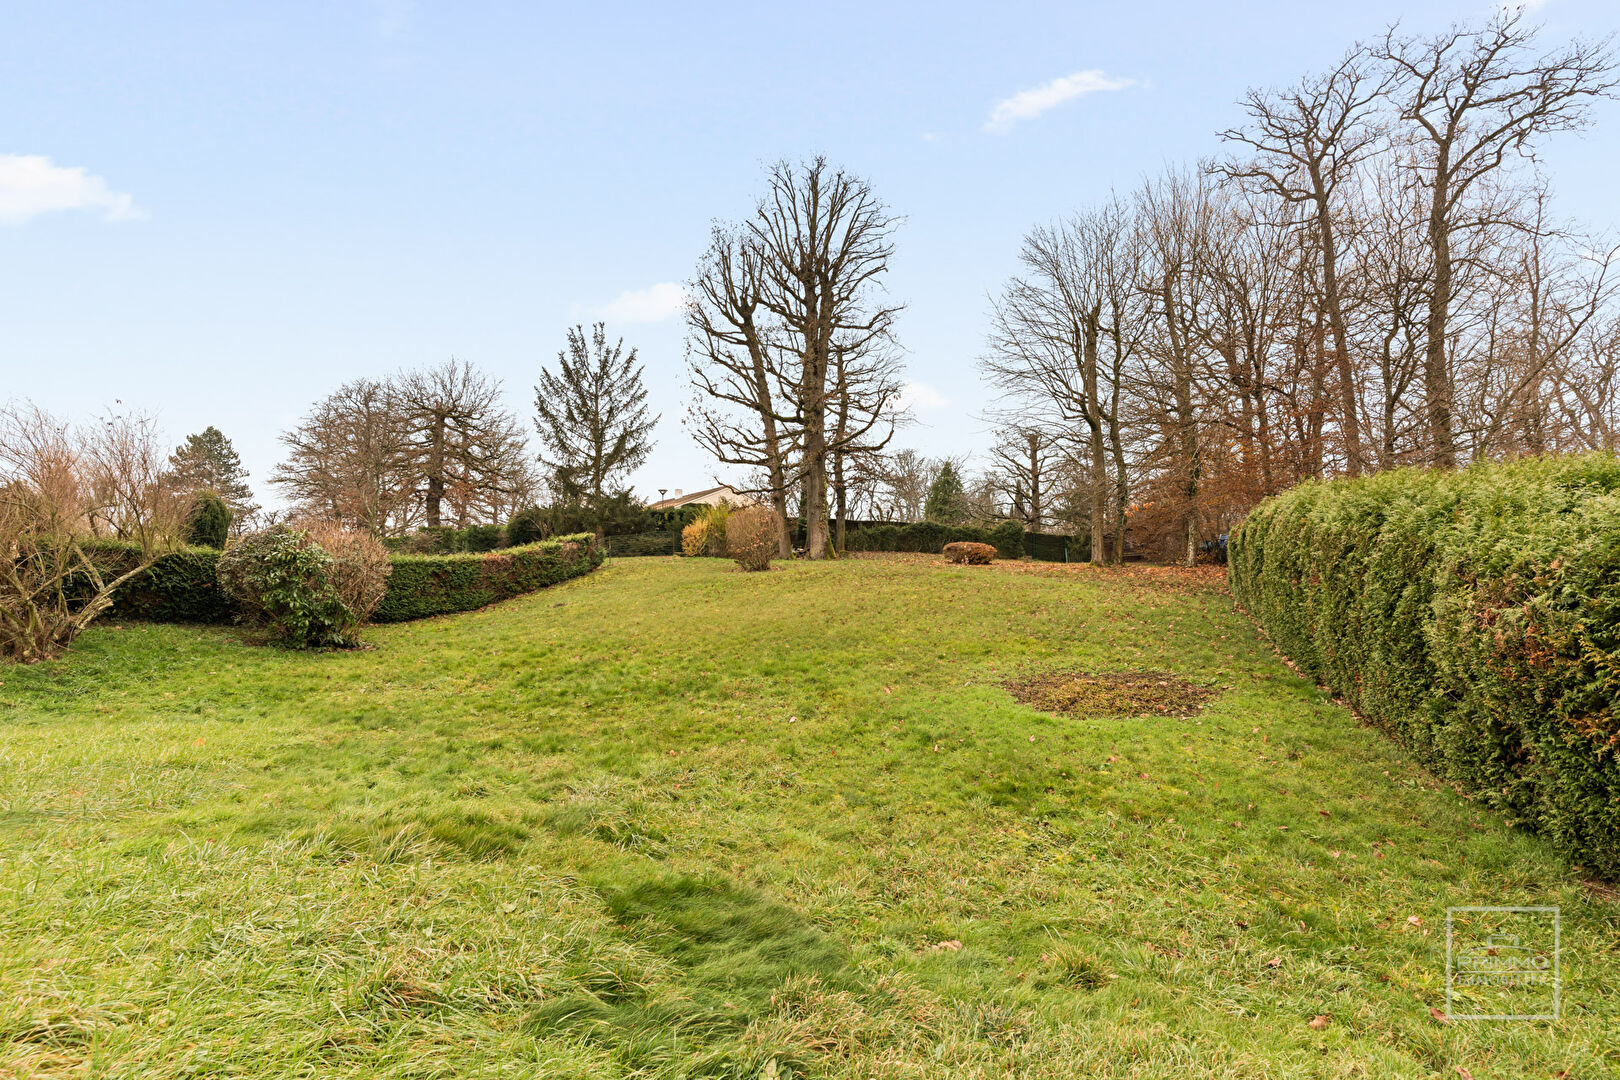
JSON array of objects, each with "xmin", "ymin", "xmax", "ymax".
[{"xmin": 1004, "ymin": 669, "xmax": 1218, "ymax": 718}]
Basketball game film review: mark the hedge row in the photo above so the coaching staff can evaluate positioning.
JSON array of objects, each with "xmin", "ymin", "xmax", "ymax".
[
  {"xmin": 83, "ymin": 533, "xmax": 601, "ymax": 626},
  {"xmin": 604, "ymin": 530, "xmax": 683, "ymax": 557},
  {"xmin": 1229, "ymin": 453, "xmax": 1620, "ymax": 877},
  {"xmin": 374, "ymin": 534, "xmax": 601, "ymax": 622},
  {"xmin": 842, "ymin": 520, "xmax": 1026, "ymax": 559}
]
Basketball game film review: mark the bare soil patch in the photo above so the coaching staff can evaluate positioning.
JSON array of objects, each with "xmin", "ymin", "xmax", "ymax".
[{"xmin": 1005, "ymin": 669, "xmax": 1218, "ymax": 718}]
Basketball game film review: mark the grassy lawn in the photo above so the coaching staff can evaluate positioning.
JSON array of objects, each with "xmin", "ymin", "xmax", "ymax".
[{"xmin": 0, "ymin": 554, "xmax": 1615, "ymax": 1078}]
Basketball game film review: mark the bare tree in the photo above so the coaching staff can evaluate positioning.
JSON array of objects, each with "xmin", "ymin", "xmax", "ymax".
[
  {"xmin": 987, "ymin": 425, "xmax": 1060, "ymax": 529},
  {"xmin": 1221, "ymin": 45, "xmax": 1389, "ymax": 476},
  {"xmin": 1377, "ymin": 11, "xmax": 1616, "ymax": 466},
  {"xmin": 396, "ymin": 359, "xmax": 532, "ymax": 529},
  {"xmin": 272, "ymin": 379, "xmax": 418, "ymax": 535},
  {"xmin": 686, "ymin": 227, "xmax": 796, "ymax": 556},
  {"xmin": 748, "ymin": 158, "xmax": 903, "ymax": 559}
]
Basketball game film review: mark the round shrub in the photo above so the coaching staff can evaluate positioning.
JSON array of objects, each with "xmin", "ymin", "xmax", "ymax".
[
  {"xmin": 184, "ymin": 491, "xmax": 232, "ymax": 549},
  {"xmin": 298, "ymin": 519, "xmax": 392, "ymax": 629},
  {"xmin": 726, "ymin": 506, "xmax": 777, "ymax": 571},
  {"xmin": 217, "ymin": 528, "xmax": 355, "ymax": 648}
]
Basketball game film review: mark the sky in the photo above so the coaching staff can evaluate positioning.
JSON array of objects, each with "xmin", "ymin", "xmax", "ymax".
[{"xmin": 4, "ymin": 0, "xmax": 1618, "ymax": 509}]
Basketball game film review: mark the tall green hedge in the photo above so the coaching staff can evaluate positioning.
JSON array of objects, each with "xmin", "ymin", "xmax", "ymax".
[
  {"xmin": 843, "ymin": 520, "xmax": 1026, "ymax": 559},
  {"xmin": 82, "ymin": 542, "xmax": 231, "ymax": 624},
  {"xmin": 1230, "ymin": 453, "xmax": 1620, "ymax": 877},
  {"xmin": 374, "ymin": 534, "xmax": 602, "ymax": 622}
]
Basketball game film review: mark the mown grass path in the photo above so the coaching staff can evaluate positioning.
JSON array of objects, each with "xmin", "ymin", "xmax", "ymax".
[{"xmin": 0, "ymin": 555, "xmax": 1614, "ymax": 1078}]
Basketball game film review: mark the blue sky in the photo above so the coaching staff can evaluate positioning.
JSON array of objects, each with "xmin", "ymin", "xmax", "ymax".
[{"xmin": 4, "ymin": 1, "xmax": 1617, "ymax": 507}]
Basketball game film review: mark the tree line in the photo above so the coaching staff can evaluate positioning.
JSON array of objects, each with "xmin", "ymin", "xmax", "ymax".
[{"xmin": 981, "ymin": 11, "xmax": 1617, "ymax": 563}]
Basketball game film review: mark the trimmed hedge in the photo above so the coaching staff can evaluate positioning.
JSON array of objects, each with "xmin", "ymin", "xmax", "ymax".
[
  {"xmin": 1024, "ymin": 530, "xmax": 1090, "ymax": 563},
  {"xmin": 374, "ymin": 534, "xmax": 602, "ymax": 622},
  {"xmin": 83, "ymin": 533, "xmax": 602, "ymax": 626},
  {"xmin": 843, "ymin": 520, "xmax": 1025, "ymax": 559},
  {"xmin": 606, "ymin": 530, "xmax": 682, "ymax": 557},
  {"xmin": 1230, "ymin": 453, "xmax": 1620, "ymax": 877},
  {"xmin": 82, "ymin": 541, "xmax": 231, "ymax": 624}
]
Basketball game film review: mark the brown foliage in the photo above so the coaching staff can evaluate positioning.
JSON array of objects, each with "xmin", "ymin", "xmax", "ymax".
[
  {"xmin": 297, "ymin": 519, "xmax": 393, "ymax": 626},
  {"xmin": 0, "ymin": 404, "xmax": 185, "ymax": 662},
  {"xmin": 943, "ymin": 541, "xmax": 996, "ymax": 565},
  {"xmin": 725, "ymin": 506, "xmax": 777, "ymax": 571}
]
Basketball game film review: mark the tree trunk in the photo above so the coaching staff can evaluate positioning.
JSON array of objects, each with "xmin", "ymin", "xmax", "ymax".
[
  {"xmin": 1315, "ymin": 189, "xmax": 1362, "ymax": 477},
  {"xmin": 1081, "ymin": 306, "xmax": 1108, "ymax": 565},
  {"xmin": 1424, "ymin": 169, "xmax": 1458, "ymax": 469}
]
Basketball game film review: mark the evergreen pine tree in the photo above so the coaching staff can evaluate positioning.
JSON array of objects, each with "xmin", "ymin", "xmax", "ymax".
[
  {"xmin": 168, "ymin": 427, "xmax": 258, "ymax": 522},
  {"xmin": 924, "ymin": 461, "xmax": 968, "ymax": 524},
  {"xmin": 533, "ymin": 323, "xmax": 658, "ymax": 514}
]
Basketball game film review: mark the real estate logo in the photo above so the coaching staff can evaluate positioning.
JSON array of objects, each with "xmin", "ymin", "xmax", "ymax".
[{"xmin": 1445, "ymin": 906, "xmax": 1560, "ymax": 1021}]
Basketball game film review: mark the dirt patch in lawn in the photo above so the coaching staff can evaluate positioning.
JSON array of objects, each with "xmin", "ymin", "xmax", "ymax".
[{"xmin": 1005, "ymin": 670, "xmax": 1218, "ymax": 718}]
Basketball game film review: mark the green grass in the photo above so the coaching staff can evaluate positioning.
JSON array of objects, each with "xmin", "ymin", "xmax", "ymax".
[{"xmin": 0, "ymin": 554, "xmax": 1615, "ymax": 1078}]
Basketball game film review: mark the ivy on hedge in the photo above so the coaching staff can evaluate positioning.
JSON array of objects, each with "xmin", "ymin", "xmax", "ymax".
[
  {"xmin": 373, "ymin": 533, "xmax": 602, "ymax": 622},
  {"xmin": 83, "ymin": 533, "xmax": 602, "ymax": 626},
  {"xmin": 1229, "ymin": 453, "xmax": 1620, "ymax": 877},
  {"xmin": 842, "ymin": 520, "xmax": 1026, "ymax": 559}
]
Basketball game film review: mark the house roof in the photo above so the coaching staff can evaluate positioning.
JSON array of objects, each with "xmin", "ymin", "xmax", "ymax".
[{"xmin": 646, "ymin": 484, "xmax": 736, "ymax": 510}]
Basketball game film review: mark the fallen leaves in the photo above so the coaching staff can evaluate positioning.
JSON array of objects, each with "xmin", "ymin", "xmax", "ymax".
[
  {"xmin": 1004, "ymin": 670, "xmax": 1219, "ymax": 719},
  {"xmin": 1308, "ymin": 1014, "xmax": 1329, "ymax": 1030},
  {"xmin": 929, "ymin": 940, "xmax": 963, "ymax": 952}
]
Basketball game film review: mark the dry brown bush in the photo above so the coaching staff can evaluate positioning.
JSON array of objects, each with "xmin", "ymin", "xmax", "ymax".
[
  {"xmin": 296, "ymin": 518, "xmax": 393, "ymax": 627},
  {"xmin": 943, "ymin": 542, "xmax": 996, "ymax": 565},
  {"xmin": 725, "ymin": 506, "xmax": 777, "ymax": 571}
]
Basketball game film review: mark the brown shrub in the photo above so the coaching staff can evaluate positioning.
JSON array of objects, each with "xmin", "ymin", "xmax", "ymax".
[
  {"xmin": 943, "ymin": 542, "xmax": 996, "ymax": 565},
  {"xmin": 726, "ymin": 506, "xmax": 777, "ymax": 571},
  {"xmin": 297, "ymin": 519, "xmax": 393, "ymax": 627}
]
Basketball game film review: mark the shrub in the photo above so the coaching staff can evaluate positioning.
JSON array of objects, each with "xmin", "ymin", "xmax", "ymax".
[
  {"xmin": 943, "ymin": 541, "xmax": 996, "ymax": 565},
  {"xmin": 726, "ymin": 506, "xmax": 777, "ymax": 571},
  {"xmin": 697, "ymin": 502, "xmax": 731, "ymax": 556},
  {"xmin": 681, "ymin": 521, "xmax": 708, "ymax": 557},
  {"xmin": 507, "ymin": 506, "xmax": 546, "ymax": 547},
  {"xmin": 404, "ymin": 527, "xmax": 463, "ymax": 555},
  {"xmin": 375, "ymin": 534, "xmax": 602, "ymax": 622},
  {"xmin": 466, "ymin": 524, "xmax": 504, "ymax": 552},
  {"xmin": 1229, "ymin": 453, "xmax": 1620, "ymax": 878},
  {"xmin": 184, "ymin": 492, "xmax": 232, "ymax": 549},
  {"xmin": 216, "ymin": 528, "xmax": 357, "ymax": 648},
  {"xmin": 298, "ymin": 520, "xmax": 392, "ymax": 628}
]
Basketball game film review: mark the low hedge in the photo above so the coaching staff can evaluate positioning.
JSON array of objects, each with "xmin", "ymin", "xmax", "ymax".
[
  {"xmin": 843, "ymin": 520, "xmax": 1025, "ymax": 559},
  {"xmin": 374, "ymin": 533, "xmax": 602, "ymax": 622},
  {"xmin": 606, "ymin": 530, "xmax": 682, "ymax": 557},
  {"xmin": 1230, "ymin": 453, "xmax": 1620, "ymax": 877},
  {"xmin": 82, "ymin": 534, "xmax": 601, "ymax": 626}
]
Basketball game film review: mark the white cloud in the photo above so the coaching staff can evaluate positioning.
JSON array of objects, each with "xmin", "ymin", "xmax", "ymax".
[
  {"xmin": 0, "ymin": 155, "xmax": 144, "ymax": 225},
  {"xmin": 896, "ymin": 381, "xmax": 950, "ymax": 411},
  {"xmin": 984, "ymin": 69, "xmax": 1135, "ymax": 134},
  {"xmin": 596, "ymin": 281, "xmax": 688, "ymax": 323}
]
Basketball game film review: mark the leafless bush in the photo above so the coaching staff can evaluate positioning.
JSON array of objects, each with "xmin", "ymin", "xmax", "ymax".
[
  {"xmin": 725, "ymin": 506, "xmax": 777, "ymax": 571},
  {"xmin": 0, "ymin": 403, "xmax": 184, "ymax": 662}
]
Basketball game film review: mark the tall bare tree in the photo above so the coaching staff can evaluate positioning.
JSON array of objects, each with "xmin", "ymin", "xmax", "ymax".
[
  {"xmin": 399, "ymin": 359, "xmax": 530, "ymax": 529},
  {"xmin": 1377, "ymin": 11, "xmax": 1616, "ymax": 466},
  {"xmin": 273, "ymin": 378, "xmax": 418, "ymax": 534},
  {"xmin": 1221, "ymin": 46, "xmax": 1389, "ymax": 476},
  {"xmin": 748, "ymin": 158, "xmax": 903, "ymax": 559}
]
